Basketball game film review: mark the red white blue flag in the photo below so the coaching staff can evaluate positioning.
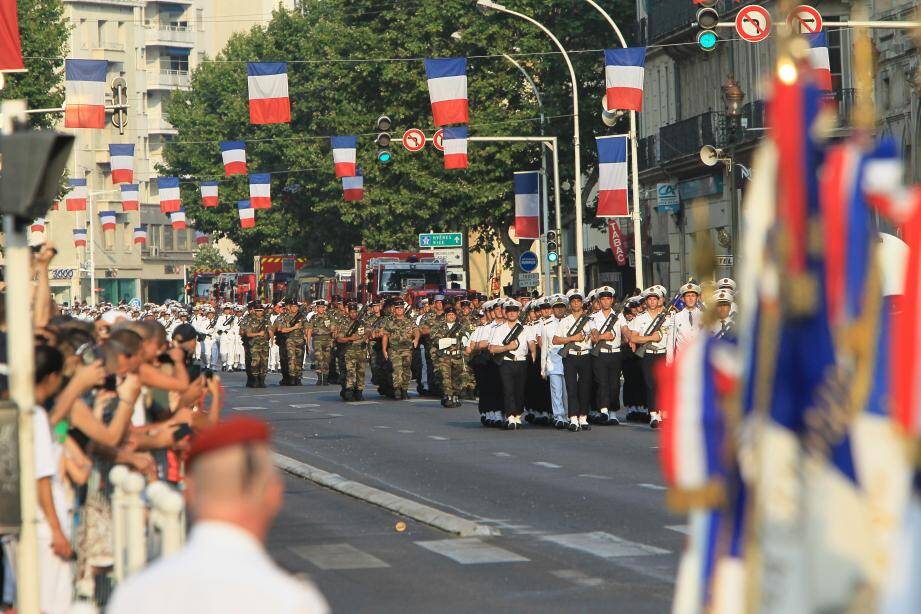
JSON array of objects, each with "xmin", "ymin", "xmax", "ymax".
[
  {"xmin": 158, "ymin": 177, "xmax": 181, "ymax": 213},
  {"xmin": 200, "ymin": 181, "xmax": 219, "ymax": 207},
  {"xmin": 331, "ymin": 136, "xmax": 357, "ymax": 178},
  {"xmin": 238, "ymin": 200, "xmax": 255, "ymax": 228},
  {"xmin": 73, "ymin": 228, "xmax": 87, "ymax": 247},
  {"xmin": 807, "ymin": 32, "xmax": 833, "ymax": 92},
  {"xmin": 604, "ymin": 48, "xmax": 646, "ymax": 112},
  {"xmin": 195, "ymin": 230, "xmax": 209, "ymax": 245},
  {"xmin": 64, "ymin": 59, "xmax": 107, "ymax": 128},
  {"xmin": 120, "ymin": 183, "xmax": 139, "ymax": 211},
  {"xmin": 342, "ymin": 174, "xmax": 364, "ymax": 202},
  {"xmin": 30, "ymin": 218, "xmax": 45, "ymax": 234},
  {"xmin": 219, "ymin": 141, "xmax": 247, "ymax": 176},
  {"xmin": 443, "ymin": 126, "xmax": 468, "ymax": 169},
  {"xmin": 66, "ymin": 178, "xmax": 88, "ymax": 211},
  {"xmin": 596, "ymin": 135, "xmax": 629, "ymax": 217},
  {"xmin": 247, "ymin": 62, "xmax": 290, "ymax": 124},
  {"xmin": 424, "ymin": 57, "xmax": 468, "ymax": 127},
  {"xmin": 108, "ymin": 143, "xmax": 134, "ymax": 184},
  {"xmin": 513, "ymin": 171, "xmax": 540, "ymax": 240},
  {"xmin": 170, "ymin": 210, "xmax": 187, "ymax": 230},
  {"xmin": 0, "ymin": 1, "xmax": 25, "ymax": 71},
  {"xmin": 133, "ymin": 226, "xmax": 147, "ymax": 245},
  {"xmin": 99, "ymin": 210, "xmax": 117, "ymax": 232},
  {"xmin": 249, "ymin": 173, "xmax": 271, "ymax": 209}
]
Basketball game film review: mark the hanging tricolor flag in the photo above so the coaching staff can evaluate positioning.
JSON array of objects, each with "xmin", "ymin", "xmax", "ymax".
[
  {"xmin": 30, "ymin": 218, "xmax": 46, "ymax": 234},
  {"xmin": 133, "ymin": 226, "xmax": 147, "ymax": 245},
  {"xmin": 807, "ymin": 32, "xmax": 833, "ymax": 92},
  {"xmin": 443, "ymin": 126, "xmax": 469, "ymax": 170},
  {"xmin": 604, "ymin": 47, "xmax": 647, "ymax": 112},
  {"xmin": 200, "ymin": 181, "xmax": 219, "ymax": 207},
  {"xmin": 0, "ymin": 2, "xmax": 25, "ymax": 71},
  {"xmin": 73, "ymin": 228, "xmax": 87, "ymax": 247},
  {"xmin": 99, "ymin": 210, "xmax": 117, "ymax": 232},
  {"xmin": 158, "ymin": 177, "xmax": 181, "ymax": 213},
  {"xmin": 108, "ymin": 143, "xmax": 135, "ymax": 184},
  {"xmin": 596, "ymin": 135, "xmax": 629, "ymax": 217},
  {"xmin": 513, "ymin": 171, "xmax": 540, "ymax": 240},
  {"xmin": 65, "ymin": 178, "xmax": 88, "ymax": 211},
  {"xmin": 195, "ymin": 230, "xmax": 210, "ymax": 245},
  {"xmin": 424, "ymin": 57, "xmax": 468, "ymax": 127},
  {"xmin": 170, "ymin": 210, "xmax": 187, "ymax": 230},
  {"xmin": 342, "ymin": 174, "xmax": 364, "ymax": 202},
  {"xmin": 237, "ymin": 200, "xmax": 255, "ymax": 228},
  {"xmin": 219, "ymin": 141, "xmax": 247, "ymax": 176},
  {"xmin": 247, "ymin": 62, "xmax": 290, "ymax": 124},
  {"xmin": 331, "ymin": 136, "xmax": 357, "ymax": 178},
  {"xmin": 249, "ymin": 173, "xmax": 271, "ymax": 209},
  {"xmin": 120, "ymin": 183, "xmax": 139, "ymax": 211},
  {"xmin": 64, "ymin": 59, "xmax": 107, "ymax": 128}
]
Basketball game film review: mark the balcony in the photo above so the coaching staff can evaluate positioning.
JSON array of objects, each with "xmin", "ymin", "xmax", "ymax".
[
  {"xmin": 637, "ymin": 135, "xmax": 658, "ymax": 171},
  {"xmin": 835, "ymin": 88, "xmax": 857, "ymax": 124},
  {"xmin": 149, "ymin": 116, "xmax": 178, "ymax": 135},
  {"xmin": 645, "ymin": 0, "xmax": 751, "ymax": 43},
  {"xmin": 148, "ymin": 69, "xmax": 190, "ymax": 91},
  {"xmin": 658, "ymin": 112, "xmax": 718, "ymax": 162},
  {"xmin": 145, "ymin": 23, "xmax": 195, "ymax": 47}
]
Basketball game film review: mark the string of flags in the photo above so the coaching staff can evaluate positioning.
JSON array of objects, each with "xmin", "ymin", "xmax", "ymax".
[
  {"xmin": 72, "ymin": 228, "xmax": 87, "ymax": 247},
  {"xmin": 237, "ymin": 200, "xmax": 255, "ymax": 228},
  {"xmin": 220, "ymin": 141, "xmax": 247, "ymax": 176},
  {"xmin": 121, "ymin": 184, "xmax": 139, "ymax": 211},
  {"xmin": 133, "ymin": 226, "xmax": 147, "ymax": 244},
  {"xmin": 201, "ymin": 181, "xmax": 219, "ymax": 207},
  {"xmin": 108, "ymin": 144, "xmax": 135, "ymax": 184}
]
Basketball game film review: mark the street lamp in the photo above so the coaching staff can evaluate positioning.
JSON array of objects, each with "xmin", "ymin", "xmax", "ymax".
[
  {"xmin": 722, "ymin": 75, "xmax": 745, "ymax": 119},
  {"xmin": 721, "ymin": 75, "xmax": 745, "ymax": 271},
  {"xmin": 476, "ymin": 0, "xmax": 586, "ymax": 291}
]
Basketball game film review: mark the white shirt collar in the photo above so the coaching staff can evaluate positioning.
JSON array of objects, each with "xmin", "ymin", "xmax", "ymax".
[{"xmin": 188, "ymin": 520, "xmax": 266, "ymax": 557}]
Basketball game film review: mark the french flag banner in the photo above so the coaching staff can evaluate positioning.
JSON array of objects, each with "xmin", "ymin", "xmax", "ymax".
[
  {"xmin": 331, "ymin": 136, "xmax": 357, "ymax": 178},
  {"xmin": 64, "ymin": 59, "xmax": 107, "ymax": 128},
  {"xmin": 158, "ymin": 176, "xmax": 182, "ymax": 213},
  {"xmin": 238, "ymin": 200, "xmax": 255, "ymax": 228},
  {"xmin": 120, "ymin": 184, "xmax": 139, "ymax": 211},
  {"xmin": 604, "ymin": 47, "xmax": 646, "ymax": 112},
  {"xmin": 247, "ymin": 62, "xmax": 290, "ymax": 124},
  {"xmin": 108, "ymin": 143, "xmax": 135, "ymax": 183},
  {"xmin": 249, "ymin": 173, "xmax": 271, "ymax": 209},
  {"xmin": 219, "ymin": 141, "xmax": 247, "ymax": 176},
  {"xmin": 170, "ymin": 210, "xmax": 187, "ymax": 230},
  {"xmin": 424, "ymin": 57, "xmax": 468, "ymax": 127},
  {"xmin": 342, "ymin": 174, "xmax": 364, "ymax": 202},
  {"xmin": 133, "ymin": 226, "xmax": 147, "ymax": 245},
  {"xmin": 66, "ymin": 178, "xmax": 88, "ymax": 211},
  {"xmin": 30, "ymin": 218, "xmax": 45, "ymax": 233},
  {"xmin": 596, "ymin": 135, "xmax": 630, "ymax": 217},
  {"xmin": 513, "ymin": 171, "xmax": 540, "ymax": 240},
  {"xmin": 73, "ymin": 228, "xmax": 87, "ymax": 247},
  {"xmin": 443, "ymin": 126, "xmax": 469, "ymax": 170},
  {"xmin": 195, "ymin": 231, "xmax": 210, "ymax": 245},
  {"xmin": 201, "ymin": 181, "xmax": 219, "ymax": 207},
  {"xmin": 807, "ymin": 32, "xmax": 833, "ymax": 92},
  {"xmin": 0, "ymin": 1, "xmax": 25, "ymax": 71},
  {"xmin": 99, "ymin": 210, "xmax": 117, "ymax": 232}
]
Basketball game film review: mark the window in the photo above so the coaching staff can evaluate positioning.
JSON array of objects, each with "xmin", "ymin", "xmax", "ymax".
[
  {"xmin": 123, "ymin": 222, "xmax": 132, "ymax": 251},
  {"xmin": 163, "ymin": 225, "xmax": 174, "ymax": 251},
  {"xmin": 148, "ymin": 224, "xmax": 161, "ymax": 249},
  {"xmin": 826, "ymin": 19, "xmax": 845, "ymax": 95},
  {"xmin": 177, "ymin": 229, "xmax": 188, "ymax": 251},
  {"xmin": 160, "ymin": 53, "xmax": 189, "ymax": 73},
  {"xmin": 97, "ymin": 20, "xmax": 107, "ymax": 47}
]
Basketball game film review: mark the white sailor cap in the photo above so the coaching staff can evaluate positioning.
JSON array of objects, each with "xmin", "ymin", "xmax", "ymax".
[
  {"xmin": 586, "ymin": 289, "xmax": 597, "ymax": 302},
  {"xmin": 679, "ymin": 282, "xmax": 701, "ymax": 295},
  {"xmin": 594, "ymin": 285, "xmax": 616, "ymax": 298},
  {"xmin": 313, "ymin": 299, "xmax": 329, "ymax": 307},
  {"xmin": 550, "ymin": 294, "xmax": 567, "ymax": 307},
  {"xmin": 713, "ymin": 289, "xmax": 734, "ymax": 304},
  {"xmin": 503, "ymin": 299, "xmax": 521, "ymax": 311},
  {"xmin": 565, "ymin": 288, "xmax": 584, "ymax": 301},
  {"xmin": 717, "ymin": 277, "xmax": 737, "ymax": 292}
]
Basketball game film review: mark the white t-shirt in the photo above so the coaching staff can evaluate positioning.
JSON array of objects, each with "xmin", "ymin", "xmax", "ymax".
[
  {"xmin": 33, "ymin": 407, "xmax": 70, "ymax": 539},
  {"xmin": 540, "ymin": 316, "xmax": 564, "ymax": 375},
  {"xmin": 488, "ymin": 321, "xmax": 529, "ymax": 359},
  {"xmin": 629, "ymin": 310, "xmax": 670, "ymax": 354},
  {"xmin": 551, "ymin": 313, "xmax": 593, "ymax": 354},
  {"xmin": 589, "ymin": 309, "xmax": 624, "ymax": 350}
]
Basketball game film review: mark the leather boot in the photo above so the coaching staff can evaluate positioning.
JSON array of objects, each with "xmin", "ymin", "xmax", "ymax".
[
  {"xmin": 353, "ymin": 388, "xmax": 363, "ymax": 401},
  {"xmin": 257, "ymin": 376, "xmax": 266, "ymax": 388}
]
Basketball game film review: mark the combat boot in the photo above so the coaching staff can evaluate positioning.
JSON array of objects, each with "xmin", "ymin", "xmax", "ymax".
[
  {"xmin": 257, "ymin": 376, "xmax": 267, "ymax": 388},
  {"xmin": 245, "ymin": 375, "xmax": 255, "ymax": 388},
  {"xmin": 452, "ymin": 395, "xmax": 462, "ymax": 408},
  {"xmin": 441, "ymin": 397, "xmax": 451, "ymax": 407},
  {"xmin": 353, "ymin": 388, "xmax": 363, "ymax": 401},
  {"xmin": 342, "ymin": 388, "xmax": 354, "ymax": 402}
]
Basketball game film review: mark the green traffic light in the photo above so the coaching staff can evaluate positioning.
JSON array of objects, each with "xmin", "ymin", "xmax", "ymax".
[
  {"xmin": 547, "ymin": 252, "xmax": 559, "ymax": 263},
  {"xmin": 377, "ymin": 150, "xmax": 392, "ymax": 163},
  {"xmin": 697, "ymin": 31, "xmax": 718, "ymax": 51}
]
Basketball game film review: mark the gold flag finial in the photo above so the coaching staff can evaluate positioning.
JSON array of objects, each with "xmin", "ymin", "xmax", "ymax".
[{"xmin": 852, "ymin": 5, "xmax": 877, "ymax": 133}]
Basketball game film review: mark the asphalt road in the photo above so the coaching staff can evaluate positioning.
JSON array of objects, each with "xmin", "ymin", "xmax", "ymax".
[{"xmin": 221, "ymin": 371, "xmax": 683, "ymax": 612}]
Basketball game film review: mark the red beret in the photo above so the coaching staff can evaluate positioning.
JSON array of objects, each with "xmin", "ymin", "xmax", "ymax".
[{"xmin": 186, "ymin": 416, "xmax": 271, "ymax": 466}]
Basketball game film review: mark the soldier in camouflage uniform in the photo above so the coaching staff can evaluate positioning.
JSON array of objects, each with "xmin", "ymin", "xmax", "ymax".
[
  {"xmin": 306, "ymin": 300, "xmax": 334, "ymax": 385},
  {"xmin": 418, "ymin": 296, "xmax": 445, "ymax": 396},
  {"xmin": 369, "ymin": 300, "xmax": 394, "ymax": 397},
  {"xmin": 335, "ymin": 302, "xmax": 369, "ymax": 401},
  {"xmin": 382, "ymin": 300, "xmax": 419, "ymax": 400},
  {"xmin": 430, "ymin": 306, "xmax": 467, "ymax": 407},
  {"xmin": 241, "ymin": 301, "xmax": 271, "ymax": 388},
  {"xmin": 330, "ymin": 299, "xmax": 349, "ymax": 385},
  {"xmin": 276, "ymin": 301, "xmax": 306, "ymax": 385}
]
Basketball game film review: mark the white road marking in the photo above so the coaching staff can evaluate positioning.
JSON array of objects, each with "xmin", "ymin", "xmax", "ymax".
[
  {"xmin": 492, "ymin": 452, "xmax": 512, "ymax": 457},
  {"xmin": 373, "ymin": 425, "xmax": 391, "ymax": 429},
  {"xmin": 398, "ymin": 430, "xmax": 415, "ymax": 434},
  {"xmin": 550, "ymin": 569, "xmax": 605, "ymax": 588},
  {"xmin": 666, "ymin": 525, "xmax": 690, "ymax": 535},
  {"xmin": 416, "ymin": 538, "xmax": 529, "ymax": 564},
  {"xmin": 541, "ymin": 532, "xmax": 670, "ymax": 558},
  {"xmin": 578, "ymin": 474, "xmax": 611, "ymax": 480},
  {"xmin": 233, "ymin": 406, "xmax": 266, "ymax": 411},
  {"xmin": 533, "ymin": 462, "xmax": 562, "ymax": 469},
  {"xmin": 350, "ymin": 401, "xmax": 379, "ymax": 406},
  {"xmin": 428, "ymin": 435, "xmax": 448, "ymax": 441},
  {"xmin": 638, "ymin": 483, "xmax": 667, "ymax": 491},
  {"xmin": 289, "ymin": 403, "xmax": 320, "ymax": 408},
  {"xmin": 290, "ymin": 543, "xmax": 390, "ymax": 570}
]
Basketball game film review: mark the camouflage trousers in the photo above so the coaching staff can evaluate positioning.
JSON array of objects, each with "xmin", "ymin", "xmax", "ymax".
[
  {"xmin": 435, "ymin": 353, "xmax": 465, "ymax": 396},
  {"xmin": 343, "ymin": 346, "xmax": 367, "ymax": 390},
  {"xmin": 389, "ymin": 348, "xmax": 412, "ymax": 390},
  {"xmin": 245, "ymin": 343, "xmax": 269, "ymax": 377},
  {"xmin": 313, "ymin": 336, "xmax": 332, "ymax": 375},
  {"xmin": 286, "ymin": 336, "xmax": 306, "ymax": 380}
]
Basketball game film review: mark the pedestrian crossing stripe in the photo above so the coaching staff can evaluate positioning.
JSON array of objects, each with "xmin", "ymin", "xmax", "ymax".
[
  {"xmin": 415, "ymin": 538, "xmax": 529, "ymax": 564},
  {"xmin": 541, "ymin": 532, "xmax": 669, "ymax": 558}
]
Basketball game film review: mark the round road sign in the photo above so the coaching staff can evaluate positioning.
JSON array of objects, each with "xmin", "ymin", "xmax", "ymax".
[
  {"xmin": 787, "ymin": 4, "xmax": 823, "ymax": 35},
  {"xmin": 401, "ymin": 128, "xmax": 426, "ymax": 152},
  {"xmin": 519, "ymin": 251, "xmax": 538, "ymax": 273},
  {"xmin": 735, "ymin": 5, "xmax": 772, "ymax": 43},
  {"xmin": 432, "ymin": 129, "xmax": 445, "ymax": 152}
]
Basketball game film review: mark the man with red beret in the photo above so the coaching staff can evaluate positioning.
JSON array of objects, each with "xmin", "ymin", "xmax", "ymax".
[{"xmin": 107, "ymin": 417, "xmax": 328, "ymax": 614}]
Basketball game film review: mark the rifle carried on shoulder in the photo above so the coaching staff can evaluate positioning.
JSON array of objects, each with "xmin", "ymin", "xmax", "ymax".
[
  {"xmin": 635, "ymin": 292, "xmax": 681, "ymax": 358},
  {"xmin": 590, "ymin": 312, "xmax": 619, "ymax": 357},
  {"xmin": 494, "ymin": 322, "xmax": 524, "ymax": 363},
  {"xmin": 559, "ymin": 315, "xmax": 591, "ymax": 358},
  {"xmin": 345, "ymin": 304, "xmax": 370, "ymax": 338}
]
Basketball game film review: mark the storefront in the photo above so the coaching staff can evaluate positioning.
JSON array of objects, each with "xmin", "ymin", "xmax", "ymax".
[{"xmin": 97, "ymin": 278, "xmax": 138, "ymax": 304}]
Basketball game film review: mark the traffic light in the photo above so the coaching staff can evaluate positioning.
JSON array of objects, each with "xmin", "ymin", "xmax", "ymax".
[
  {"xmin": 695, "ymin": 1, "xmax": 719, "ymax": 52},
  {"xmin": 545, "ymin": 229, "xmax": 560, "ymax": 264},
  {"xmin": 375, "ymin": 115, "xmax": 392, "ymax": 164}
]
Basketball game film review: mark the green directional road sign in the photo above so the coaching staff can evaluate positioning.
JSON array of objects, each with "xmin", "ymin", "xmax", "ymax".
[{"xmin": 419, "ymin": 232, "xmax": 463, "ymax": 248}]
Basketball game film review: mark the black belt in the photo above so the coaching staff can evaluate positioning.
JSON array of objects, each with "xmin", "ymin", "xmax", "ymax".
[
  {"xmin": 503, "ymin": 356, "xmax": 527, "ymax": 362},
  {"xmin": 566, "ymin": 350, "xmax": 590, "ymax": 356},
  {"xmin": 596, "ymin": 348, "xmax": 620, "ymax": 354},
  {"xmin": 645, "ymin": 350, "xmax": 665, "ymax": 356}
]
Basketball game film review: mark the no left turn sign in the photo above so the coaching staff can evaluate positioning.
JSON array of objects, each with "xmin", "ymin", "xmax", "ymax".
[
  {"xmin": 401, "ymin": 128, "xmax": 426, "ymax": 152},
  {"xmin": 735, "ymin": 5, "xmax": 772, "ymax": 43},
  {"xmin": 432, "ymin": 129, "xmax": 445, "ymax": 152},
  {"xmin": 787, "ymin": 4, "xmax": 823, "ymax": 34}
]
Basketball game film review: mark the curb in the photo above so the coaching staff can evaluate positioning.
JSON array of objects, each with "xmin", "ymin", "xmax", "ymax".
[{"xmin": 273, "ymin": 453, "xmax": 499, "ymax": 537}]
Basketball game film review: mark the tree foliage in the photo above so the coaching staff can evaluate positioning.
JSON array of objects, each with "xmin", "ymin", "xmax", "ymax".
[
  {"xmin": 0, "ymin": 0, "xmax": 69, "ymax": 129},
  {"xmin": 164, "ymin": 0, "xmax": 635, "ymax": 267},
  {"xmin": 193, "ymin": 243, "xmax": 232, "ymax": 270}
]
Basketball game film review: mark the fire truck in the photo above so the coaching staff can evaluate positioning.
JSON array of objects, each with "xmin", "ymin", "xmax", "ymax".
[
  {"xmin": 352, "ymin": 246, "xmax": 465, "ymax": 304},
  {"xmin": 254, "ymin": 254, "xmax": 309, "ymax": 303}
]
